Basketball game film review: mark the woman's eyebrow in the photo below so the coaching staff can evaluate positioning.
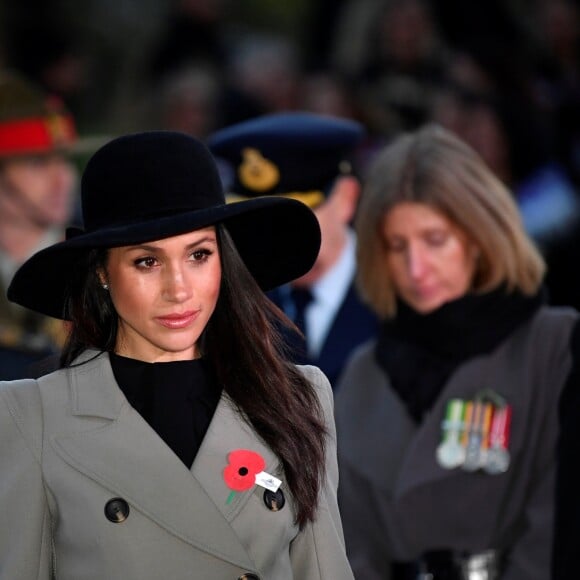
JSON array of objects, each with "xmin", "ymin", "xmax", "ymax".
[
  {"xmin": 185, "ymin": 236, "xmax": 218, "ymax": 248},
  {"xmin": 125, "ymin": 236, "xmax": 218, "ymax": 253}
]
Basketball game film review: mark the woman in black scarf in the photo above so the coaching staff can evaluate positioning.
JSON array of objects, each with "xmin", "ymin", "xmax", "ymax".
[{"xmin": 335, "ymin": 124, "xmax": 578, "ymax": 580}]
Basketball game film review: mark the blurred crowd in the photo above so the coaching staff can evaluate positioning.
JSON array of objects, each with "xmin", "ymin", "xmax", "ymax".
[{"xmin": 2, "ymin": 0, "xmax": 580, "ymax": 308}]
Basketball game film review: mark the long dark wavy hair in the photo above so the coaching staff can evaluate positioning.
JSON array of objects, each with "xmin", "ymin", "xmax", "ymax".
[{"xmin": 61, "ymin": 224, "xmax": 327, "ymax": 528}]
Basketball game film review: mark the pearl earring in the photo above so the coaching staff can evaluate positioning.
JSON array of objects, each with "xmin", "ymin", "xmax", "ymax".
[{"xmin": 102, "ymin": 283, "xmax": 109, "ymax": 290}]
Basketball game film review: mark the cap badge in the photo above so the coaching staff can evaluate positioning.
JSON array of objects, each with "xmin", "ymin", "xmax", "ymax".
[
  {"xmin": 45, "ymin": 112, "xmax": 75, "ymax": 146},
  {"xmin": 238, "ymin": 148, "xmax": 280, "ymax": 192}
]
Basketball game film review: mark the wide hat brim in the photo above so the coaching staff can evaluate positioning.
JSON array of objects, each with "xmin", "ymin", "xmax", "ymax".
[{"xmin": 8, "ymin": 195, "xmax": 320, "ymax": 320}]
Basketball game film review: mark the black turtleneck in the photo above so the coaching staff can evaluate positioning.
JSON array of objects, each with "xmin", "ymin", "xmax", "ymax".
[
  {"xmin": 375, "ymin": 286, "xmax": 545, "ymax": 423},
  {"xmin": 110, "ymin": 353, "xmax": 222, "ymax": 468}
]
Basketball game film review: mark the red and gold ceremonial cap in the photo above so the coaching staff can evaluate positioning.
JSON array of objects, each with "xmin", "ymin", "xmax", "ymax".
[{"xmin": 0, "ymin": 70, "xmax": 80, "ymax": 158}]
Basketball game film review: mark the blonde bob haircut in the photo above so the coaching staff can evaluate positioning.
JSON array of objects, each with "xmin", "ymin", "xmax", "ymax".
[{"xmin": 356, "ymin": 124, "xmax": 546, "ymax": 319}]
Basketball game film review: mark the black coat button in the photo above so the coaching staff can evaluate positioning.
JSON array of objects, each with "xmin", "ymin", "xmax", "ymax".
[
  {"xmin": 263, "ymin": 488, "xmax": 285, "ymax": 511},
  {"xmin": 104, "ymin": 498, "xmax": 130, "ymax": 523},
  {"xmin": 238, "ymin": 574, "xmax": 260, "ymax": 580}
]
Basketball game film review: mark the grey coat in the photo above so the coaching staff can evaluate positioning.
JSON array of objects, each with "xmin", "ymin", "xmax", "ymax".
[
  {"xmin": 335, "ymin": 306, "xmax": 577, "ymax": 580},
  {"xmin": 0, "ymin": 351, "xmax": 354, "ymax": 580}
]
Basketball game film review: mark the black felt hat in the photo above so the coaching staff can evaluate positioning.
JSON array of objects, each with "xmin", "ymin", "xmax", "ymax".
[
  {"xmin": 7, "ymin": 131, "xmax": 321, "ymax": 320},
  {"xmin": 207, "ymin": 112, "xmax": 364, "ymax": 207}
]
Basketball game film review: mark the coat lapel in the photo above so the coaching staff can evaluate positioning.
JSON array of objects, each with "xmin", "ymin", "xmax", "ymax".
[{"xmin": 51, "ymin": 352, "xmax": 256, "ymax": 570}]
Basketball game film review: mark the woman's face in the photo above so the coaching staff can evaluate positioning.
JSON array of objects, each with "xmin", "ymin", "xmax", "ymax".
[
  {"xmin": 102, "ymin": 227, "xmax": 221, "ymax": 362},
  {"xmin": 382, "ymin": 202, "xmax": 478, "ymax": 314}
]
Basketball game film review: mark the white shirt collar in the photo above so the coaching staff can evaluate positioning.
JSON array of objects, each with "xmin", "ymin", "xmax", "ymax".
[{"xmin": 306, "ymin": 229, "xmax": 356, "ymax": 357}]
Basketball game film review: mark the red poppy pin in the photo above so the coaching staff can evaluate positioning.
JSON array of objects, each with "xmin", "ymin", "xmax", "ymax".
[{"xmin": 223, "ymin": 449, "xmax": 281, "ymax": 504}]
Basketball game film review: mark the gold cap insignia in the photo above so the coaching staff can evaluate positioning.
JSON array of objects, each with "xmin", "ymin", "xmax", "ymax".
[
  {"xmin": 238, "ymin": 148, "xmax": 280, "ymax": 192},
  {"xmin": 45, "ymin": 112, "xmax": 75, "ymax": 146}
]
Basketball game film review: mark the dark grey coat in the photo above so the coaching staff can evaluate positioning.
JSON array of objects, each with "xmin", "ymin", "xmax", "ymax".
[{"xmin": 335, "ymin": 306, "xmax": 577, "ymax": 580}]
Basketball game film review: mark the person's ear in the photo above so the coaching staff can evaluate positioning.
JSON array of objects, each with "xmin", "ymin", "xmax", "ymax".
[{"xmin": 329, "ymin": 175, "xmax": 361, "ymax": 224}]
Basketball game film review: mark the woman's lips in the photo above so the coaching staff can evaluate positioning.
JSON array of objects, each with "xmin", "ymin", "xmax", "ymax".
[
  {"xmin": 155, "ymin": 311, "xmax": 198, "ymax": 329},
  {"xmin": 412, "ymin": 284, "xmax": 439, "ymax": 299}
]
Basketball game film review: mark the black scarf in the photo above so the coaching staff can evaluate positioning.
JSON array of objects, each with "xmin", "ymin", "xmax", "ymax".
[
  {"xmin": 375, "ymin": 286, "xmax": 545, "ymax": 423},
  {"xmin": 110, "ymin": 353, "xmax": 222, "ymax": 468}
]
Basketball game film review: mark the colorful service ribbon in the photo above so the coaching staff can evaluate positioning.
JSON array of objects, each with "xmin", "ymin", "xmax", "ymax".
[{"xmin": 436, "ymin": 392, "xmax": 512, "ymax": 474}]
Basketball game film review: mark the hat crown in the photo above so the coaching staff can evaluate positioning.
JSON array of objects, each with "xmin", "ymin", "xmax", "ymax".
[{"xmin": 81, "ymin": 131, "xmax": 225, "ymax": 232}]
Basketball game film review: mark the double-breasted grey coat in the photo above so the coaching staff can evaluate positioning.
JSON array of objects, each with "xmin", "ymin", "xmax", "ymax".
[
  {"xmin": 335, "ymin": 306, "xmax": 577, "ymax": 580},
  {"xmin": 0, "ymin": 351, "xmax": 354, "ymax": 580}
]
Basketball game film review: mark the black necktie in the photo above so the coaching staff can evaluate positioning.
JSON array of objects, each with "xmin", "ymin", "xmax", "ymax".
[{"xmin": 289, "ymin": 286, "xmax": 313, "ymax": 360}]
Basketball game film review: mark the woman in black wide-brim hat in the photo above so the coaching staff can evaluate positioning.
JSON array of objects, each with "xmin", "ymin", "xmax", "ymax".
[{"xmin": 0, "ymin": 131, "xmax": 354, "ymax": 580}]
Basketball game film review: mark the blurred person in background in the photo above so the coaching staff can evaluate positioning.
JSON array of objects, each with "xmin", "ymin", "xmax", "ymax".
[
  {"xmin": 330, "ymin": 0, "xmax": 450, "ymax": 136},
  {"xmin": 148, "ymin": 0, "xmax": 228, "ymax": 84},
  {"xmin": 208, "ymin": 112, "xmax": 379, "ymax": 388},
  {"xmin": 531, "ymin": 0, "xmax": 580, "ymax": 189},
  {"xmin": 0, "ymin": 70, "xmax": 80, "ymax": 379},
  {"xmin": 223, "ymin": 34, "xmax": 302, "ymax": 120},
  {"xmin": 335, "ymin": 124, "xmax": 578, "ymax": 579},
  {"xmin": 299, "ymin": 71, "xmax": 358, "ymax": 121},
  {"xmin": 146, "ymin": 63, "xmax": 223, "ymax": 140}
]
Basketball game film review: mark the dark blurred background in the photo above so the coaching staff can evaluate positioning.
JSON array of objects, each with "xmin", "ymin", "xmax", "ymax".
[{"xmin": 2, "ymin": 0, "xmax": 580, "ymax": 306}]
